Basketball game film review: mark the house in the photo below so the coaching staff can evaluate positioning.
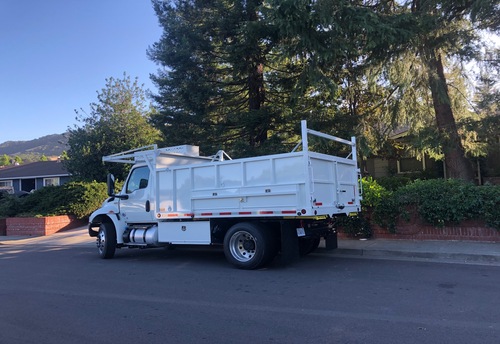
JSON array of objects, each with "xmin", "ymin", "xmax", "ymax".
[
  {"xmin": 0, "ymin": 161, "xmax": 71, "ymax": 194},
  {"xmin": 363, "ymin": 127, "xmax": 500, "ymax": 184}
]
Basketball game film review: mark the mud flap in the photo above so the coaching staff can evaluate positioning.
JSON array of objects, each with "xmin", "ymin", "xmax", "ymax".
[
  {"xmin": 325, "ymin": 232, "xmax": 338, "ymax": 250},
  {"xmin": 279, "ymin": 221, "xmax": 300, "ymax": 265}
]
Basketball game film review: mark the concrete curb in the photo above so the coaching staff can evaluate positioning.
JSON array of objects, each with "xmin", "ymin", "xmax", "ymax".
[{"xmin": 335, "ymin": 248, "xmax": 500, "ymax": 264}]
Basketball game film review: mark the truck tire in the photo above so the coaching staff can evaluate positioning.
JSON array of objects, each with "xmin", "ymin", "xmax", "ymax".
[
  {"xmin": 224, "ymin": 222, "xmax": 276, "ymax": 269},
  {"xmin": 97, "ymin": 222, "xmax": 116, "ymax": 259},
  {"xmin": 299, "ymin": 237, "xmax": 321, "ymax": 256}
]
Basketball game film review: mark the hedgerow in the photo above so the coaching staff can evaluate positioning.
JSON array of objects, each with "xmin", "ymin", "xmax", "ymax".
[
  {"xmin": 371, "ymin": 179, "xmax": 500, "ymax": 231},
  {"xmin": 0, "ymin": 181, "xmax": 110, "ymax": 219}
]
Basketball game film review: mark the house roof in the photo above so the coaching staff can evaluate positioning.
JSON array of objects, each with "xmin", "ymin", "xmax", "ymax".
[{"xmin": 0, "ymin": 161, "xmax": 70, "ymax": 180}]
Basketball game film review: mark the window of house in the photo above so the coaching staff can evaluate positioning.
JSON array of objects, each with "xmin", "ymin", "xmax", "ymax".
[
  {"xmin": 397, "ymin": 158, "xmax": 426, "ymax": 173},
  {"xmin": 44, "ymin": 177, "xmax": 60, "ymax": 187},
  {"xmin": 0, "ymin": 180, "xmax": 13, "ymax": 187}
]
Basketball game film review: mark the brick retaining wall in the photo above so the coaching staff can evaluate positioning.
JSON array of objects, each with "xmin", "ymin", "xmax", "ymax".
[
  {"xmin": 338, "ymin": 220, "xmax": 500, "ymax": 242},
  {"xmin": 0, "ymin": 218, "xmax": 6, "ymax": 236},
  {"xmin": 5, "ymin": 216, "xmax": 77, "ymax": 236}
]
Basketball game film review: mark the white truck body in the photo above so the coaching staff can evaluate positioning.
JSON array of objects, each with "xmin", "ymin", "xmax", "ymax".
[{"xmin": 89, "ymin": 120, "xmax": 361, "ymax": 269}]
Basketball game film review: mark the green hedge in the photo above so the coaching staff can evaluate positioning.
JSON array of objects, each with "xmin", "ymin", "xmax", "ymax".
[
  {"xmin": 335, "ymin": 177, "xmax": 388, "ymax": 238},
  {"xmin": 337, "ymin": 177, "xmax": 500, "ymax": 236},
  {"xmin": 0, "ymin": 181, "xmax": 110, "ymax": 219},
  {"xmin": 371, "ymin": 179, "xmax": 500, "ymax": 232}
]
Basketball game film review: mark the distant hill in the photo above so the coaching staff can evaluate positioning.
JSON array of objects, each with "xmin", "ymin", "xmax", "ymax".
[{"xmin": 0, "ymin": 133, "xmax": 68, "ymax": 162}]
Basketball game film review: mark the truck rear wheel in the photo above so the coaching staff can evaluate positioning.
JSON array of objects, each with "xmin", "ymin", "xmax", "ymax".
[
  {"xmin": 299, "ymin": 237, "xmax": 321, "ymax": 256},
  {"xmin": 97, "ymin": 222, "xmax": 116, "ymax": 259},
  {"xmin": 224, "ymin": 222, "xmax": 276, "ymax": 269}
]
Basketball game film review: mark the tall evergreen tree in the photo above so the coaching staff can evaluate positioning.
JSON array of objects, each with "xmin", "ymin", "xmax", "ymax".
[
  {"xmin": 148, "ymin": 0, "xmax": 416, "ymax": 157},
  {"xmin": 149, "ymin": 0, "xmax": 279, "ymax": 157},
  {"xmin": 148, "ymin": 0, "xmax": 498, "ymax": 178}
]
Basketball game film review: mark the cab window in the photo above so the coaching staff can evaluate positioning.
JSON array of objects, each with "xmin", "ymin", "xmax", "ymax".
[{"xmin": 126, "ymin": 166, "xmax": 150, "ymax": 194}]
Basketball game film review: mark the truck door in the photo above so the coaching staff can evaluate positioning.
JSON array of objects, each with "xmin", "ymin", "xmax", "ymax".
[{"xmin": 119, "ymin": 165, "xmax": 154, "ymax": 223}]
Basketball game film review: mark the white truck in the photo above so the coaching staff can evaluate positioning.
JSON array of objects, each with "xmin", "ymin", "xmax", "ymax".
[{"xmin": 88, "ymin": 120, "xmax": 361, "ymax": 269}]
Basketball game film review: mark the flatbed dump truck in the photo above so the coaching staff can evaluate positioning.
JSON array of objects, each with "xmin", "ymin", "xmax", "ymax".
[{"xmin": 88, "ymin": 120, "xmax": 361, "ymax": 269}]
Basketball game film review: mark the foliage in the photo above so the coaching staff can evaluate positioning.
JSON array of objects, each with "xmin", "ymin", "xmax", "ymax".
[
  {"xmin": 148, "ymin": 0, "xmax": 499, "ymax": 181},
  {"xmin": 371, "ymin": 179, "xmax": 500, "ymax": 231},
  {"xmin": 360, "ymin": 177, "xmax": 390, "ymax": 208},
  {"xmin": 0, "ymin": 181, "xmax": 112, "ymax": 219},
  {"xmin": 0, "ymin": 154, "xmax": 9, "ymax": 166},
  {"xmin": 376, "ymin": 176, "xmax": 413, "ymax": 191},
  {"xmin": 0, "ymin": 194, "xmax": 22, "ymax": 218},
  {"xmin": 336, "ymin": 177, "xmax": 389, "ymax": 238},
  {"xmin": 336, "ymin": 214, "xmax": 372, "ymax": 238},
  {"xmin": 65, "ymin": 73, "xmax": 161, "ymax": 182},
  {"xmin": 15, "ymin": 186, "xmax": 69, "ymax": 217},
  {"xmin": 149, "ymin": 0, "xmax": 279, "ymax": 157},
  {"xmin": 148, "ymin": 0, "xmax": 419, "ymax": 158},
  {"xmin": 63, "ymin": 181, "xmax": 112, "ymax": 219},
  {"xmin": 478, "ymin": 185, "xmax": 500, "ymax": 230}
]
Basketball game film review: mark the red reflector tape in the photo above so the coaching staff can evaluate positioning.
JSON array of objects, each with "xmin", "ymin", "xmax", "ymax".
[
  {"xmin": 348, "ymin": 202, "xmax": 353, "ymax": 205},
  {"xmin": 259, "ymin": 211, "xmax": 274, "ymax": 214},
  {"xmin": 167, "ymin": 214, "xmax": 178, "ymax": 217},
  {"xmin": 314, "ymin": 202, "xmax": 323, "ymax": 206},
  {"xmin": 220, "ymin": 212, "xmax": 232, "ymax": 216},
  {"xmin": 201, "ymin": 212, "xmax": 213, "ymax": 216},
  {"xmin": 239, "ymin": 212, "xmax": 252, "ymax": 215},
  {"xmin": 281, "ymin": 210, "xmax": 296, "ymax": 214},
  {"xmin": 184, "ymin": 213, "xmax": 194, "ymax": 217}
]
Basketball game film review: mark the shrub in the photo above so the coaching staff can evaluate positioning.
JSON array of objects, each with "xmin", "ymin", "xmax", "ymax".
[
  {"xmin": 360, "ymin": 177, "xmax": 390, "ymax": 208},
  {"xmin": 0, "ymin": 194, "xmax": 22, "ymax": 218},
  {"xmin": 0, "ymin": 181, "xmax": 110, "ymax": 219},
  {"xmin": 336, "ymin": 177, "xmax": 387, "ymax": 237},
  {"xmin": 16, "ymin": 185, "xmax": 69, "ymax": 217},
  {"xmin": 478, "ymin": 186, "xmax": 500, "ymax": 230},
  {"xmin": 372, "ymin": 179, "xmax": 500, "ymax": 231},
  {"xmin": 64, "ymin": 181, "xmax": 109, "ymax": 219},
  {"xmin": 376, "ymin": 176, "xmax": 412, "ymax": 191},
  {"xmin": 335, "ymin": 214, "xmax": 372, "ymax": 238}
]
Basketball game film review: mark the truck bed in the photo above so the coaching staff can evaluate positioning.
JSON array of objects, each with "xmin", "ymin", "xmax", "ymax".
[{"xmin": 154, "ymin": 149, "xmax": 360, "ymax": 220}]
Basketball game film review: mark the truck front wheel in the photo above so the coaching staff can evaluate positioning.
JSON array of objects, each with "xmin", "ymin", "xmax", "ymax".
[
  {"xmin": 224, "ymin": 222, "xmax": 276, "ymax": 269},
  {"xmin": 97, "ymin": 222, "xmax": 116, "ymax": 259}
]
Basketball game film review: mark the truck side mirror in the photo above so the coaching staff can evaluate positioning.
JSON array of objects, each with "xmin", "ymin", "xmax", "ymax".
[
  {"xmin": 107, "ymin": 174, "xmax": 116, "ymax": 197},
  {"xmin": 107, "ymin": 173, "xmax": 129, "ymax": 200}
]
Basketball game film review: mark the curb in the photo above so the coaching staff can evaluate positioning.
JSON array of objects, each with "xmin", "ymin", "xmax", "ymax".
[{"xmin": 320, "ymin": 247, "xmax": 500, "ymax": 265}]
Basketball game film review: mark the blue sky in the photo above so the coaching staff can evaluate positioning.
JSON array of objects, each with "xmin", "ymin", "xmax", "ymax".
[{"xmin": 0, "ymin": 0, "xmax": 162, "ymax": 142}]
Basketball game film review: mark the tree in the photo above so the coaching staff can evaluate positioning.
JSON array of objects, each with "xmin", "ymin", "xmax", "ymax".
[
  {"xmin": 359, "ymin": 0, "xmax": 499, "ymax": 180},
  {"xmin": 65, "ymin": 74, "xmax": 162, "ymax": 181},
  {"xmin": 149, "ymin": 0, "xmax": 415, "ymax": 157},
  {"xmin": 40, "ymin": 154, "xmax": 48, "ymax": 161},
  {"xmin": 0, "ymin": 154, "xmax": 9, "ymax": 166},
  {"xmin": 148, "ymin": 0, "xmax": 498, "ymax": 180},
  {"xmin": 149, "ymin": 0, "xmax": 281, "ymax": 157}
]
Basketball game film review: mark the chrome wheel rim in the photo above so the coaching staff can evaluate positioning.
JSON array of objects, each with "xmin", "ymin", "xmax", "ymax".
[
  {"xmin": 97, "ymin": 229, "xmax": 106, "ymax": 254},
  {"xmin": 229, "ymin": 231, "xmax": 256, "ymax": 262}
]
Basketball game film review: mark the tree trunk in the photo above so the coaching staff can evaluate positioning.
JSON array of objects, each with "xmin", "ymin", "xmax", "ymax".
[
  {"xmin": 247, "ymin": 0, "xmax": 267, "ymax": 148},
  {"xmin": 424, "ymin": 48, "xmax": 475, "ymax": 181}
]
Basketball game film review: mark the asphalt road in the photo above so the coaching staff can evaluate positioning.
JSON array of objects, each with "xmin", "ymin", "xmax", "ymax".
[{"xmin": 1, "ymin": 238, "xmax": 499, "ymax": 344}]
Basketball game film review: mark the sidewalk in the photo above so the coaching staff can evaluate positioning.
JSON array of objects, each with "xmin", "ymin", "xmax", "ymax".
[
  {"xmin": 322, "ymin": 238, "xmax": 500, "ymax": 266},
  {"xmin": 0, "ymin": 226, "xmax": 90, "ymax": 246},
  {"xmin": 1, "ymin": 227, "xmax": 499, "ymax": 266}
]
